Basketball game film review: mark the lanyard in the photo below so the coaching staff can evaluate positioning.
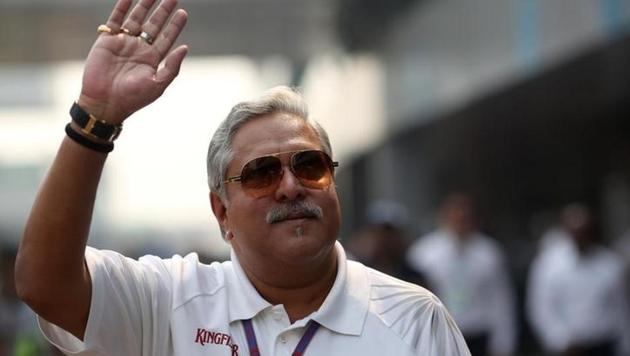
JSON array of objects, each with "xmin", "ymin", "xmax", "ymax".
[{"xmin": 241, "ymin": 319, "xmax": 320, "ymax": 356}]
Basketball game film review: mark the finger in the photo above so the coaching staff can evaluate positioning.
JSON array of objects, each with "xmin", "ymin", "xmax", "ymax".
[
  {"xmin": 105, "ymin": 0, "xmax": 133, "ymax": 31},
  {"xmin": 153, "ymin": 9, "xmax": 188, "ymax": 59},
  {"xmin": 155, "ymin": 45, "xmax": 188, "ymax": 88},
  {"xmin": 141, "ymin": 0, "xmax": 178, "ymax": 40},
  {"xmin": 121, "ymin": 0, "xmax": 158, "ymax": 35}
]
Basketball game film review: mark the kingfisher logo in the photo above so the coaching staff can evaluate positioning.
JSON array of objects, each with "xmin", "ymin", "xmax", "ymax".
[{"xmin": 195, "ymin": 328, "xmax": 239, "ymax": 355}]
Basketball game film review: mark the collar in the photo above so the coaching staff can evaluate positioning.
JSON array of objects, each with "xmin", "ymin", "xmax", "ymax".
[
  {"xmin": 440, "ymin": 228, "xmax": 481, "ymax": 247},
  {"xmin": 225, "ymin": 241, "xmax": 370, "ymax": 336},
  {"xmin": 226, "ymin": 249, "xmax": 273, "ymax": 323},
  {"xmin": 311, "ymin": 241, "xmax": 369, "ymax": 336}
]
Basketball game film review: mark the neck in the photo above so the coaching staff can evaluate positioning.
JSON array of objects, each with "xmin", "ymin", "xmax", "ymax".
[
  {"xmin": 241, "ymin": 249, "xmax": 338, "ymax": 323},
  {"xmin": 446, "ymin": 226, "xmax": 472, "ymax": 241}
]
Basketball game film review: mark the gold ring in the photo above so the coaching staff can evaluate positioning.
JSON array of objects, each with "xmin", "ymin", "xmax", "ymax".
[
  {"xmin": 139, "ymin": 31, "xmax": 154, "ymax": 45},
  {"xmin": 120, "ymin": 27, "xmax": 132, "ymax": 35},
  {"xmin": 97, "ymin": 24, "xmax": 114, "ymax": 35}
]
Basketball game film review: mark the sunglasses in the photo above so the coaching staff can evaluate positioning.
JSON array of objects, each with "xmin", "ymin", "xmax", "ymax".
[{"xmin": 223, "ymin": 149, "xmax": 339, "ymax": 198}]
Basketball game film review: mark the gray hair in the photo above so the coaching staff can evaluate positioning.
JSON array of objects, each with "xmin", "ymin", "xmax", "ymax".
[{"xmin": 206, "ymin": 86, "xmax": 333, "ymax": 198}]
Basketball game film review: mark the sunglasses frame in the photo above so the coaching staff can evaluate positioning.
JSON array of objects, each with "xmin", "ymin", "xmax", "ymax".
[{"xmin": 222, "ymin": 149, "xmax": 339, "ymax": 194}]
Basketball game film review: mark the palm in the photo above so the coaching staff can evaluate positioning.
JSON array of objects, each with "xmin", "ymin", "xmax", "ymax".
[
  {"xmin": 79, "ymin": 0, "xmax": 188, "ymax": 124},
  {"xmin": 83, "ymin": 36, "xmax": 160, "ymax": 118}
]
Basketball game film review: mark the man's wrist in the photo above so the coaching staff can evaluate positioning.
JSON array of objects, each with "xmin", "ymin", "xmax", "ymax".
[
  {"xmin": 70, "ymin": 102, "xmax": 123, "ymax": 143},
  {"xmin": 65, "ymin": 123, "xmax": 114, "ymax": 153},
  {"xmin": 77, "ymin": 95, "xmax": 126, "ymax": 125}
]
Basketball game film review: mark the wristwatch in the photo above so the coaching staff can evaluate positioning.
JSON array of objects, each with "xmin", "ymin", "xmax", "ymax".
[{"xmin": 70, "ymin": 102, "xmax": 122, "ymax": 142}]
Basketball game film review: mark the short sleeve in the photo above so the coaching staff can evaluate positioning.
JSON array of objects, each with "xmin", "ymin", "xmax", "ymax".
[
  {"xmin": 38, "ymin": 247, "xmax": 174, "ymax": 356},
  {"xmin": 367, "ymin": 266, "xmax": 471, "ymax": 356},
  {"xmin": 415, "ymin": 296, "xmax": 471, "ymax": 356}
]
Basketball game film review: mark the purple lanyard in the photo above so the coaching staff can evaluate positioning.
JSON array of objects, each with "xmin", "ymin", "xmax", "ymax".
[{"xmin": 241, "ymin": 319, "xmax": 320, "ymax": 356}]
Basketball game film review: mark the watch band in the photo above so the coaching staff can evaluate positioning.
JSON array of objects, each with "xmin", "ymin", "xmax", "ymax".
[
  {"xmin": 70, "ymin": 102, "xmax": 122, "ymax": 142},
  {"xmin": 65, "ymin": 123, "xmax": 114, "ymax": 153}
]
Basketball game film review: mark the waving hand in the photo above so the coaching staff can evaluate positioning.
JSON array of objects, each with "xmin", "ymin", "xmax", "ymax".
[
  {"xmin": 79, "ymin": 0, "xmax": 188, "ymax": 124},
  {"xmin": 15, "ymin": 0, "xmax": 189, "ymax": 341}
]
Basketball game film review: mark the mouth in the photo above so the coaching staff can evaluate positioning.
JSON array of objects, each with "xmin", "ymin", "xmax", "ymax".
[{"xmin": 272, "ymin": 212, "xmax": 317, "ymax": 224}]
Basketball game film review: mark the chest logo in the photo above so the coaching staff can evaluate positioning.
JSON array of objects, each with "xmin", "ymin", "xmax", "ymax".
[{"xmin": 195, "ymin": 328, "xmax": 239, "ymax": 355}]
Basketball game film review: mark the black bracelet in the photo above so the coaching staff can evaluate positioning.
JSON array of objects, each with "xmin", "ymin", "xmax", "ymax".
[
  {"xmin": 70, "ymin": 102, "xmax": 122, "ymax": 142},
  {"xmin": 65, "ymin": 123, "xmax": 114, "ymax": 153}
]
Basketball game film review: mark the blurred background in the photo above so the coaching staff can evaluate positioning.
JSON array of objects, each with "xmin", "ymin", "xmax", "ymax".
[{"xmin": 1, "ymin": 0, "xmax": 630, "ymax": 355}]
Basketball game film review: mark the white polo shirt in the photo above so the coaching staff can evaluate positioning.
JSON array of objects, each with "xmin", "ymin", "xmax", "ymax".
[
  {"xmin": 39, "ymin": 242, "xmax": 470, "ymax": 356},
  {"xmin": 406, "ymin": 229, "xmax": 516, "ymax": 355},
  {"xmin": 527, "ymin": 238, "xmax": 630, "ymax": 354}
]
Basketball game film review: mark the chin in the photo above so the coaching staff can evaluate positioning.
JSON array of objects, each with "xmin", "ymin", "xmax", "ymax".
[
  {"xmin": 276, "ymin": 233, "xmax": 335, "ymax": 264},
  {"xmin": 265, "ymin": 218, "xmax": 336, "ymax": 259}
]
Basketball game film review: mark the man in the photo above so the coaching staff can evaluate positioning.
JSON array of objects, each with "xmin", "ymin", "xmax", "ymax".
[
  {"xmin": 347, "ymin": 200, "xmax": 425, "ymax": 287},
  {"xmin": 527, "ymin": 204, "xmax": 630, "ymax": 356},
  {"xmin": 407, "ymin": 193, "xmax": 516, "ymax": 356},
  {"xmin": 14, "ymin": 0, "xmax": 470, "ymax": 355}
]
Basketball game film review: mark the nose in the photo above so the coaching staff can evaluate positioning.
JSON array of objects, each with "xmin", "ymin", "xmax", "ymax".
[{"xmin": 273, "ymin": 166, "xmax": 306, "ymax": 201}]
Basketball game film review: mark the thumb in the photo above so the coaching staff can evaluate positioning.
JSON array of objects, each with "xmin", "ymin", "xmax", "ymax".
[{"xmin": 155, "ymin": 45, "xmax": 189, "ymax": 89}]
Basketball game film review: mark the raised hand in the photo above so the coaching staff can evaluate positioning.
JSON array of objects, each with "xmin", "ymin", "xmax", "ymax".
[{"xmin": 79, "ymin": 0, "xmax": 188, "ymax": 124}]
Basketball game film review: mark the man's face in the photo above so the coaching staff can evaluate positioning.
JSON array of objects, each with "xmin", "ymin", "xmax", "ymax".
[
  {"xmin": 442, "ymin": 196, "xmax": 475, "ymax": 238},
  {"xmin": 211, "ymin": 113, "xmax": 341, "ymax": 272}
]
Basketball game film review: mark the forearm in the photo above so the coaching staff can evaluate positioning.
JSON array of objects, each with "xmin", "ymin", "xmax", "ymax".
[
  {"xmin": 15, "ymin": 0, "xmax": 187, "ymax": 341},
  {"xmin": 15, "ymin": 134, "xmax": 107, "ymax": 337}
]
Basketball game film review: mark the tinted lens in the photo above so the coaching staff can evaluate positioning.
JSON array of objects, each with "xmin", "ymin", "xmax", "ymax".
[
  {"xmin": 292, "ymin": 150, "xmax": 334, "ymax": 189},
  {"xmin": 240, "ymin": 156, "xmax": 283, "ymax": 193}
]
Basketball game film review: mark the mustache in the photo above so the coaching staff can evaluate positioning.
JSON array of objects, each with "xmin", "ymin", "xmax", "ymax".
[{"xmin": 266, "ymin": 200, "xmax": 324, "ymax": 224}]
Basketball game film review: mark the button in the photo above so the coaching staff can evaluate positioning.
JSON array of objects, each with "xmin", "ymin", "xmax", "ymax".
[
  {"xmin": 279, "ymin": 336, "xmax": 287, "ymax": 344},
  {"xmin": 273, "ymin": 312, "xmax": 282, "ymax": 321}
]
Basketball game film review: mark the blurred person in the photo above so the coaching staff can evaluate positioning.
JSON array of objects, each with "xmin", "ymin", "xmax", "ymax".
[
  {"xmin": 526, "ymin": 204, "xmax": 630, "ymax": 356},
  {"xmin": 14, "ymin": 0, "xmax": 470, "ymax": 355},
  {"xmin": 407, "ymin": 193, "xmax": 517, "ymax": 356},
  {"xmin": 347, "ymin": 201, "xmax": 425, "ymax": 286}
]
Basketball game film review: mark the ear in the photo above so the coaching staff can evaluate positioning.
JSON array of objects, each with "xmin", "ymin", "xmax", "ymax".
[{"xmin": 210, "ymin": 191, "xmax": 230, "ymax": 238}]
